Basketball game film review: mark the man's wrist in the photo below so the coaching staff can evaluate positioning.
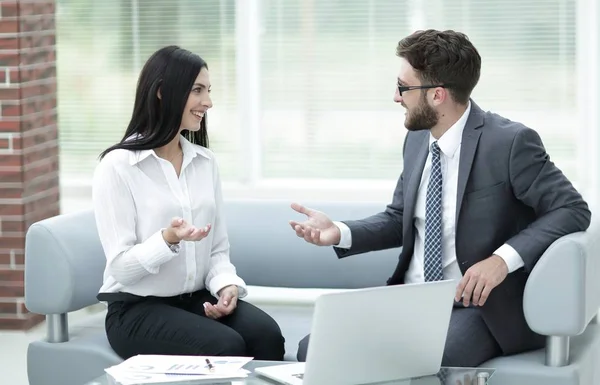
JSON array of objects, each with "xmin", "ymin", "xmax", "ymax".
[{"xmin": 492, "ymin": 254, "xmax": 509, "ymax": 272}]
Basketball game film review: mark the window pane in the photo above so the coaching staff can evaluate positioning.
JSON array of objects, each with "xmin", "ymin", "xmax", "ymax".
[
  {"xmin": 259, "ymin": 0, "xmax": 579, "ymax": 183},
  {"xmin": 56, "ymin": 0, "xmax": 241, "ymax": 182}
]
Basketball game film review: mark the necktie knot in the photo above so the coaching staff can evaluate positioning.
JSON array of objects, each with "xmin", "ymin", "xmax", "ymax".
[{"xmin": 430, "ymin": 141, "xmax": 440, "ymax": 158}]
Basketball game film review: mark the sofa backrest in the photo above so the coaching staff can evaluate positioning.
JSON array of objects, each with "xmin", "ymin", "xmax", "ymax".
[
  {"xmin": 24, "ymin": 199, "xmax": 399, "ymax": 314},
  {"xmin": 225, "ymin": 199, "xmax": 400, "ymax": 289}
]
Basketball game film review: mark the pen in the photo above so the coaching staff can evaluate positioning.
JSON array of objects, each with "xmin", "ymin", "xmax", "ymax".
[{"xmin": 205, "ymin": 358, "xmax": 215, "ymax": 372}]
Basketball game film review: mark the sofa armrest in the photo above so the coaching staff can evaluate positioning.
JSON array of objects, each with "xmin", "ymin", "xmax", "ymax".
[
  {"xmin": 243, "ymin": 285, "xmax": 353, "ymax": 307},
  {"xmin": 523, "ymin": 225, "xmax": 600, "ymax": 336},
  {"xmin": 25, "ymin": 210, "xmax": 105, "ymax": 315}
]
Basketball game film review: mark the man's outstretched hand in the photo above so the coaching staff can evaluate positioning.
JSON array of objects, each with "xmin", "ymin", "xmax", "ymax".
[{"xmin": 289, "ymin": 203, "xmax": 341, "ymax": 246}]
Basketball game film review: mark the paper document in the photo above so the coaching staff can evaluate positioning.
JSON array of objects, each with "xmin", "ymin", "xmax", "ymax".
[{"xmin": 104, "ymin": 355, "xmax": 253, "ymax": 384}]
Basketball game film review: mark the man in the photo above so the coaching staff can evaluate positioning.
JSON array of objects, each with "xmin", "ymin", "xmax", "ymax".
[{"xmin": 289, "ymin": 29, "xmax": 591, "ymax": 367}]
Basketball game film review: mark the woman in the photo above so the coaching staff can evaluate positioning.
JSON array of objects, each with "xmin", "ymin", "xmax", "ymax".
[{"xmin": 93, "ymin": 45, "xmax": 285, "ymax": 360}]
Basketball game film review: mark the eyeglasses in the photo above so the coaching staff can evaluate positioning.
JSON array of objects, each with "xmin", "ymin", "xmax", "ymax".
[{"xmin": 397, "ymin": 84, "xmax": 449, "ymax": 97}]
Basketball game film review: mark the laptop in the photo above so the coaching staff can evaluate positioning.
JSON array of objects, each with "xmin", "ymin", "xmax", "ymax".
[{"xmin": 254, "ymin": 280, "xmax": 456, "ymax": 385}]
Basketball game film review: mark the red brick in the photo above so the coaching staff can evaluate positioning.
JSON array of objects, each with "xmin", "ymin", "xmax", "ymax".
[
  {"xmin": 0, "ymin": 188, "xmax": 22, "ymax": 200},
  {"xmin": 19, "ymin": 62, "xmax": 55, "ymax": 83},
  {"xmin": 0, "ymin": 283, "xmax": 23, "ymax": 297},
  {"xmin": 19, "ymin": 1, "xmax": 53, "ymax": 17},
  {"xmin": 0, "ymin": 203, "xmax": 24, "ymax": 216},
  {"xmin": 0, "ymin": 251, "xmax": 24, "ymax": 265},
  {"xmin": 0, "ymin": 36, "xmax": 19, "ymax": 50},
  {"xmin": 23, "ymin": 188, "xmax": 58, "ymax": 213},
  {"xmin": 0, "ymin": 0, "xmax": 57, "ymax": 331},
  {"xmin": 20, "ymin": 14, "xmax": 54, "ymax": 34},
  {"xmin": 0, "ymin": 252, "xmax": 11, "ymax": 265},
  {"xmin": 21, "ymin": 95, "xmax": 56, "ymax": 116},
  {"xmin": 19, "ymin": 46, "xmax": 55, "ymax": 67},
  {"xmin": 23, "ymin": 142, "xmax": 55, "ymax": 165},
  {"xmin": 1, "ymin": 104, "xmax": 20, "ymax": 117},
  {"xmin": 20, "ymin": 80, "xmax": 55, "ymax": 99},
  {"xmin": 23, "ymin": 202, "xmax": 58, "ymax": 228},
  {"xmin": 22, "ymin": 157, "xmax": 57, "ymax": 181},
  {"xmin": 0, "ymin": 120, "xmax": 20, "ymax": 132},
  {"xmin": 0, "ymin": 154, "xmax": 21, "ymax": 167},
  {"xmin": 19, "ymin": 33, "xmax": 55, "ymax": 51},
  {"xmin": 0, "ymin": 87, "xmax": 20, "ymax": 99},
  {"xmin": 0, "ymin": 19, "xmax": 19, "ymax": 34},
  {"xmin": 0, "ymin": 169, "xmax": 23, "ymax": 184},
  {"xmin": 0, "ymin": 268, "xmax": 24, "ymax": 282},
  {"xmin": 0, "ymin": 138, "xmax": 10, "ymax": 150},
  {"xmin": 8, "ymin": 68, "xmax": 19, "ymax": 83},
  {"xmin": 0, "ymin": 217, "xmax": 24, "ymax": 232},
  {"xmin": 0, "ymin": 69, "xmax": 18, "ymax": 84},
  {"xmin": 8, "ymin": 136, "xmax": 20, "ymax": 150},
  {"xmin": 1, "ymin": 2, "xmax": 19, "ymax": 18},
  {"xmin": 0, "ymin": 53, "xmax": 19, "ymax": 67},
  {"xmin": 23, "ymin": 176, "xmax": 58, "ymax": 200},
  {"xmin": 0, "ymin": 301, "xmax": 17, "ymax": 314},
  {"xmin": 21, "ymin": 127, "xmax": 56, "ymax": 148},
  {"xmin": 0, "ymin": 236, "xmax": 24, "ymax": 250}
]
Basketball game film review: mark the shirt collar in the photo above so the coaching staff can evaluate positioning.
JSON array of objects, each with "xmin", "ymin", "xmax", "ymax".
[
  {"xmin": 429, "ymin": 100, "xmax": 471, "ymax": 159},
  {"xmin": 128, "ymin": 134, "xmax": 210, "ymax": 165}
]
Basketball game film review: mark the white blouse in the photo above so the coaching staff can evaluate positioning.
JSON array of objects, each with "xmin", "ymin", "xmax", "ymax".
[{"xmin": 92, "ymin": 135, "xmax": 247, "ymax": 299}]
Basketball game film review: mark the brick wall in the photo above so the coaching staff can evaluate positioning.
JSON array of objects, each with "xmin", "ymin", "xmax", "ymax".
[{"xmin": 0, "ymin": 0, "xmax": 58, "ymax": 330}]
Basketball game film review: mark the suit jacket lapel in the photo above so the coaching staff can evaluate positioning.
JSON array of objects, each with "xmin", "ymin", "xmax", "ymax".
[
  {"xmin": 403, "ymin": 134, "xmax": 429, "ymax": 236},
  {"xmin": 456, "ymin": 101, "xmax": 485, "ymax": 225}
]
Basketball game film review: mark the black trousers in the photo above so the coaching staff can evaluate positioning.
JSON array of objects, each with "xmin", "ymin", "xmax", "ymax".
[
  {"xmin": 105, "ymin": 289, "xmax": 285, "ymax": 360},
  {"xmin": 297, "ymin": 304, "xmax": 502, "ymax": 366}
]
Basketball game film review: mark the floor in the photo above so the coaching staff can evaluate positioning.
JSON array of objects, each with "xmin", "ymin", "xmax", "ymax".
[{"xmin": 0, "ymin": 306, "xmax": 103, "ymax": 385}]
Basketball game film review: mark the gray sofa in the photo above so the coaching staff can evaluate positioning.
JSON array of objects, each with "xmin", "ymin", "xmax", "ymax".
[{"xmin": 24, "ymin": 199, "xmax": 600, "ymax": 385}]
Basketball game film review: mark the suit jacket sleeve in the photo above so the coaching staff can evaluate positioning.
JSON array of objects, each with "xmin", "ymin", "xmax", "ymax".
[
  {"xmin": 506, "ymin": 127, "xmax": 592, "ymax": 271},
  {"xmin": 333, "ymin": 137, "xmax": 408, "ymax": 258}
]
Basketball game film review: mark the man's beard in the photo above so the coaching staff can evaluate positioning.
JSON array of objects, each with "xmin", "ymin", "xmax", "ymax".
[{"xmin": 404, "ymin": 96, "xmax": 439, "ymax": 131}]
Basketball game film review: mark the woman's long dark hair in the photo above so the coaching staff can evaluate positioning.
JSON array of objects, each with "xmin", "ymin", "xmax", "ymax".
[{"xmin": 100, "ymin": 45, "xmax": 209, "ymax": 159}]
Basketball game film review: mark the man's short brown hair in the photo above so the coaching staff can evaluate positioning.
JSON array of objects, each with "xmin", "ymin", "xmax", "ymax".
[{"xmin": 396, "ymin": 29, "xmax": 481, "ymax": 105}]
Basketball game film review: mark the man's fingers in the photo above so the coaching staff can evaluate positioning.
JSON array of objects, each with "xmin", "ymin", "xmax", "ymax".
[
  {"xmin": 478, "ymin": 285, "xmax": 493, "ymax": 306},
  {"xmin": 471, "ymin": 280, "xmax": 486, "ymax": 306},
  {"xmin": 312, "ymin": 228, "xmax": 321, "ymax": 244},
  {"xmin": 303, "ymin": 229, "xmax": 313, "ymax": 243},
  {"xmin": 290, "ymin": 220, "xmax": 303, "ymax": 230},
  {"xmin": 455, "ymin": 276, "xmax": 468, "ymax": 302},
  {"xmin": 293, "ymin": 224, "xmax": 305, "ymax": 238},
  {"xmin": 302, "ymin": 226, "xmax": 319, "ymax": 245},
  {"xmin": 462, "ymin": 276, "xmax": 477, "ymax": 306},
  {"xmin": 291, "ymin": 202, "xmax": 313, "ymax": 217}
]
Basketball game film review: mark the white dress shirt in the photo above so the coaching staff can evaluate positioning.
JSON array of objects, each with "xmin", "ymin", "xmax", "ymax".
[
  {"xmin": 336, "ymin": 102, "xmax": 524, "ymax": 283},
  {"xmin": 92, "ymin": 135, "xmax": 247, "ymax": 299}
]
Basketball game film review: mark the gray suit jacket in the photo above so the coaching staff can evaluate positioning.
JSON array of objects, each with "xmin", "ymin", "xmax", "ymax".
[{"xmin": 334, "ymin": 100, "xmax": 592, "ymax": 355}]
